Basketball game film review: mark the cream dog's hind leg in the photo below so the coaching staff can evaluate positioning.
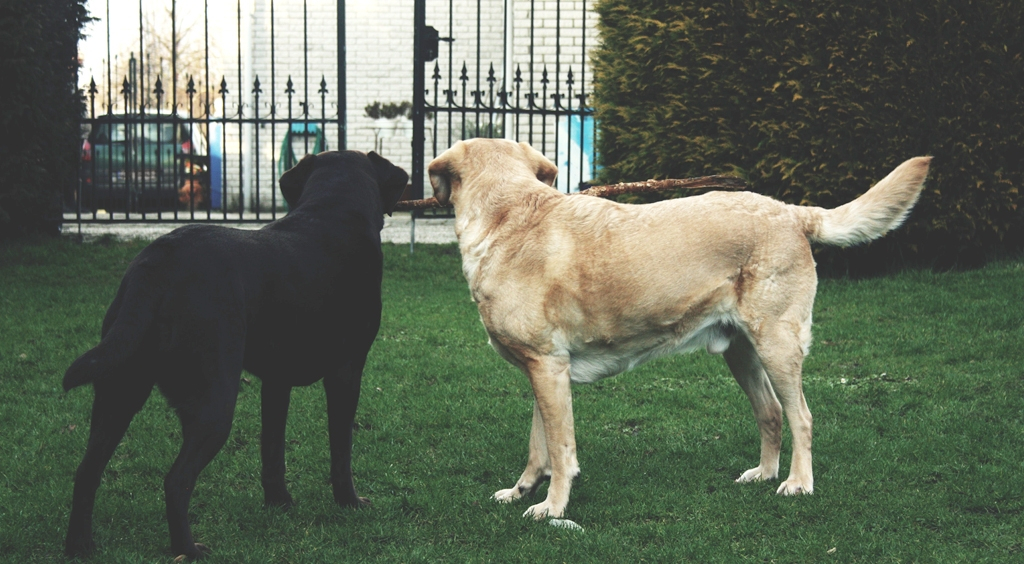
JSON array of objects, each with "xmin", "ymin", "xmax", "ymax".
[
  {"xmin": 756, "ymin": 323, "xmax": 814, "ymax": 495},
  {"xmin": 723, "ymin": 334, "xmax": 783, "ymax": 483}
]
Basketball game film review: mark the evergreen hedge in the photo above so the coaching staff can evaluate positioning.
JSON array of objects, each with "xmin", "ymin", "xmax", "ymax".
[
  {"xmin": 0, "ymin": 0, "xmax": 89, "ymax": 238},
  {"xmin": 592, "ymin": 0, "xmax": 1023, "ymax": 271}
]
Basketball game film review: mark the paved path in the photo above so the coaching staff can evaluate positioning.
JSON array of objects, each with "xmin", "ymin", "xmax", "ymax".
[{"xmin": 61, "ymin": 212, "xmax": 457, "ymax": 245}]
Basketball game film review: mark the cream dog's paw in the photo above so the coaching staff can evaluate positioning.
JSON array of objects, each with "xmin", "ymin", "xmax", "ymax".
[
  {"xmin": 735, "ymin": 465, "xmax": 778, "ymax": 483},
  {"xmin": 493, "ymin": 487, "xmax": 524, "ymax": 504},
  {"xmin": 523, "ymin": 500, "xmax": 564, "ymax": 520},
  {"xmin": 776, "ymin": 478, "xmax": 813, "ymax": 495}
]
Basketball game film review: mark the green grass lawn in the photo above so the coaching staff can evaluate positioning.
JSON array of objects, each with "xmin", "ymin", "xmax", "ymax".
[{"xmin": 1, "ymin": 237, "xmax": 1022, "ymax": 562}]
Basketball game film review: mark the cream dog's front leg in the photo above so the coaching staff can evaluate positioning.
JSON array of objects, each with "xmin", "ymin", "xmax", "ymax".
[
  {"xmin": 492, "ymin": 356, "xmax": 579, "ymax": 518},
  {"xmin": 522, "ymin": 357, "xmax": 578, "ymax": 519}
]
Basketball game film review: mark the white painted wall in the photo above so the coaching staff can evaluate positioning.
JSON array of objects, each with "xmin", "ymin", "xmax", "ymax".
[{"xmin": 216, "ymin": 0, "xmax": 597, "ymax": 211}]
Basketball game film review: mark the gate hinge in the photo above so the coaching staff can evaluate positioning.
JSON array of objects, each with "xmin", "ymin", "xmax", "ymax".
[{"xmin": 422, "ymin": 26, "xmax": 453, "ymax": 62}]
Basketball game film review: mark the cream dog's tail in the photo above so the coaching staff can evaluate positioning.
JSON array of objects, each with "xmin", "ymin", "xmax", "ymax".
[{"xmin": 795, "ymin": 157, "xmax": 932, "ymax": 247}]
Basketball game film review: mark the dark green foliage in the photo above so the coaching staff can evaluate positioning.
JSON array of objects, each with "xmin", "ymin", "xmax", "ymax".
[
  {"xmin": 0, "ymin": 0, "xmax": 89, "ymax": 238},
  {"xmin": 593, "ymin": 0, "xmax": 1023, "ymax": 270}
]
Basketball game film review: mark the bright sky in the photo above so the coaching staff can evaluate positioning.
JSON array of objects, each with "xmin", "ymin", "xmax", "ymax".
[{"xmin": 78, "ymin": 0, "xmax": 235, "ymax": 91}]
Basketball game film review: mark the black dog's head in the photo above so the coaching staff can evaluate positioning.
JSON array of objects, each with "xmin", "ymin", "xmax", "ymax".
[{"xmin": 279, "ymin": 151, "xmax": 409, "ymax": 216}]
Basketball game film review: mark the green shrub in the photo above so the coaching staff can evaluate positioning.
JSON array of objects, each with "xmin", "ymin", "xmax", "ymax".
[
  {"xmin": 593, "ymin": 0, "xmax": 1023, "ymax": 271},
  {"xmin": 0, "ymin": 0, "xmax": 89, "ymax": 239}
]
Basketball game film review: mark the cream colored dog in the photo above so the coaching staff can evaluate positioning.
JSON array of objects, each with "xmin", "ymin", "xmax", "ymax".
[{"xmin": 428, "ymin": 138, "xmax": 931, "ymax": 520}]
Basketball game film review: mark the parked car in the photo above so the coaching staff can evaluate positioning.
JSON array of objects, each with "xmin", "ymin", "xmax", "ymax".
[{"xmin": 78, "ymin": 112, "xmax": 210, "ymax": 213}]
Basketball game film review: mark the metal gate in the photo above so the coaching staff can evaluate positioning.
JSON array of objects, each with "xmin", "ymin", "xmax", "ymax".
[
  {"xmin": 69, "ymin": 0, "xmax": 597, "ymax": 226},
  {"xmin": 411, "ymin": 0, "xmax": 598, "ymax": 206},
  {"xmin": 71, "ymin": 0, "xmax": 346, "ymax": 224}
]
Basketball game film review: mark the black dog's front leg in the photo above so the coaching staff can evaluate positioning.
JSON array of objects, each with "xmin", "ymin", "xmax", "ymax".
[
  {"xmin": 260, "ymin": 381, "xmax": 294, "ymax": 508},
  {"xmin": 323, "ymin": 368, "xmax": 369, "ymax": 507}
]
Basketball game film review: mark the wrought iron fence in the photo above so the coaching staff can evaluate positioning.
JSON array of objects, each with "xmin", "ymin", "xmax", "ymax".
[
  {"xmin": 70, "ymin": 0, "xmax": 345, "ymax": 224},
  {"xmin": 411, "ymin": 0, "xmax": 599, "ymax": 209},
  {"xmin": 69, "ymin": 0, "xmax": 599, "ymax": 226}
]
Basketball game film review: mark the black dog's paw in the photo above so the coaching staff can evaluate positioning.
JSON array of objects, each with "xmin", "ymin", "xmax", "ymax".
[
  {"xmin": 172, "ymin": 542, "xmax": 212, "ymax": 562},
  {"xmin": 334, "ymin": 493, "xmax": 372, "ymax": 508},
  {"xmin": 264, "ymin": 491, "xmax": 295, "ymax": 510},
  {"xmin": 64, "ymin": 535, "xmax": 95, "ymax": 558}
]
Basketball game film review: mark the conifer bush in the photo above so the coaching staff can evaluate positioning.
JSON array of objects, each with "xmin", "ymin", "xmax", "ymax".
[
  {"xmin": 0, "ymin": 0, "xmax": 89, "ymax": 238},
  {"xmin": 592, "ymin": 0, "xmax": 1023, "ymax": 270}
]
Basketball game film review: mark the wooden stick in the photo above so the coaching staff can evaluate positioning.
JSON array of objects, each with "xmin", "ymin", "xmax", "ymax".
[
  {"xmin": 393, "ymin": 196, "xmax": 448, "ymax": 210},
  {"xmin": 392, "ymin": 174, "xmax": 747, "ymax": 211},
  {"xmin": 576, "ymin": 175, "xmax": 747, "ymax": 198}
]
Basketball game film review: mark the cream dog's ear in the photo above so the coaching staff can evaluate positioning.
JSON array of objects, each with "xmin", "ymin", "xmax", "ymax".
[
  {"xmin": 519, "ymin": 142, "xmax": 558, "ymax": 187},
  {"xmin": 428, "ymin": 142, "xmax": 466, "ymax": 205}
]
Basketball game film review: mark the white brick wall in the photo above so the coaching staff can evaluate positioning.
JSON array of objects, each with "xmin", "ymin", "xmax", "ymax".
[{"xmin": 215, "ymin": 0, "xmax": 596, "ymax": 211}]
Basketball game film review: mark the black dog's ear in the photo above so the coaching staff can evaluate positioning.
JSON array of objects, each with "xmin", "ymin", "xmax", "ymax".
[
  {"xmin": 279, "ymin": 154, "xmax": 317, "ymax": 209},
  {"xmin": 367, "ymin": 152, "xmax": 409, "ymax": 216}
]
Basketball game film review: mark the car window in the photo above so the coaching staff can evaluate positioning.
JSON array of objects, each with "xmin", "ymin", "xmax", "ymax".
[
  {"xmin": 110, "ymin": 123, "xmax": 126, "ymax": 142},
  {"xmin": 91, "ymin": 123, "xmax": 127, "ymax": 143},
  {"xmin": 90, "ymin": 118, "xmax": 204, "ymax": 151},
  {"xmin": 140, "ymin": 123, "xmax": 177, "ymax": 142}
]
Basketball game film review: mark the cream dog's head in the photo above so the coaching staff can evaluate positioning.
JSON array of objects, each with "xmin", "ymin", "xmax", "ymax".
[{"xmin": 427, "ymin": 139, "xmax": 558, "ymax": 205}]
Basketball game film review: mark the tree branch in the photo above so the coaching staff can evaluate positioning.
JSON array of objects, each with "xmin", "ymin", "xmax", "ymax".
[
  {"xmin": 392, "ymin": 174, "xmax": 747, "ymax": 211},
  {"xmin": 575, "ymin": 175, "xmax": 747, "ymax": 198}
]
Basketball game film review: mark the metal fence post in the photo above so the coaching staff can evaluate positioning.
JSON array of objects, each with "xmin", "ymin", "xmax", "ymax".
[
  {"xmin": 412, "ymin": 0, "xmax": 426, "ymax": 202},
  {"xmin": 338, "ymin": 0, "xmax": 346, "ymax": 150}
]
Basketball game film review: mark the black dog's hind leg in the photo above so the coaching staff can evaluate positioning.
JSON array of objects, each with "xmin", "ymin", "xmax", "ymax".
[
  {"xmin": 324, "ymin": 362, "xmax": 369, "ymax": 507},
  {"xmin": 163, "ymin": 362, "xmax": 241, "ymax": 560},
  {"xmin": 66, "ymin": 375, "xmax": 153, "ymax": 557},
  {"xmin": 260, "ymin": 381, "xmax": 294, "ymax": 508}
]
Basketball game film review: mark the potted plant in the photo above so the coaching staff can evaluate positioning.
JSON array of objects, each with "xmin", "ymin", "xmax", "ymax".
[{"xmin": 365, "ymin": 101, "xmax": 412, "ymax": 132}]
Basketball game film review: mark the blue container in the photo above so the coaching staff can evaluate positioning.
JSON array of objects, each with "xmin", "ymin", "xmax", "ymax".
[{"xmin": 209, "ymin": 122, "xmax": 223, "ymax": 210}]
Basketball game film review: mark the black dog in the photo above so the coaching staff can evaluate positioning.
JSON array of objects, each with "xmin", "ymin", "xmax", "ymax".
[{"xmin": 63, "ymin": 151, "xmax": 408, "ymax": 559}]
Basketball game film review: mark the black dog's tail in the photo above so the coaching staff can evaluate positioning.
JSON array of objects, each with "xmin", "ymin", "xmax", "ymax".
[{"xmin": 63, "ymin": 273, "xmax": 158, "ymax": 391}]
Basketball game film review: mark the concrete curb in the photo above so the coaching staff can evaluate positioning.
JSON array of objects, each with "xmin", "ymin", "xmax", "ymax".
[{"xmin": 60, "ymin": 212, "xmax": 457, "ymax": 245}]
